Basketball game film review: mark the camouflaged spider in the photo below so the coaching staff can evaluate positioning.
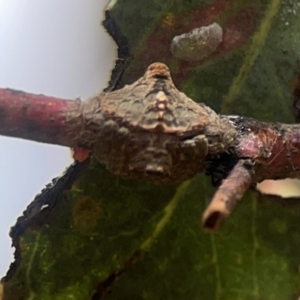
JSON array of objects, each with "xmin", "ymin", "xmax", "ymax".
[{"xmin": 68, "ymin": 62, "xmax": 237, "ymax": 184}]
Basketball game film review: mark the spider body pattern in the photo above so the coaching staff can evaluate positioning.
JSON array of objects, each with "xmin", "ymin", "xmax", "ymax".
[{"xmin": 71, "ymin": 63, "xmax": 236, "ymax": 183}]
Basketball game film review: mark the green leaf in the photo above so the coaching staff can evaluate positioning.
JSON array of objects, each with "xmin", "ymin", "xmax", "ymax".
[{"xmin": 2, "ymin": 0, "xmax": 300, "ymax": 299}]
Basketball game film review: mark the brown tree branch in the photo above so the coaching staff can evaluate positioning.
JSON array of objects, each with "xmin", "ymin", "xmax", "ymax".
[
  {"xmin": 233, "ymin": 117, "xmax": 300, "ymax": 181},
  {"xmin": 0, "ymin": 88, "xmax": 74, "ymax": 146},
  {"xmin": 202, "ymin": 159, "xmax": 253, "ymax": 232},
  {"xmin": 2, "ymin": 63, "xmax": 300, "ymax": 232}
]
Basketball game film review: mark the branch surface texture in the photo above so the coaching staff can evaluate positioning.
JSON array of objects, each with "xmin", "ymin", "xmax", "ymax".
[{"xmin": 1, "ymin": 62, "xmax": 299, "ymax": 231}]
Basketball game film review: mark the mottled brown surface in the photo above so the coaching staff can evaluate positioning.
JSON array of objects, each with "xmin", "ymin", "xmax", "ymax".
[
  {"xmin": 3, "ymin": 62, "xmax": 300, "ymax": 229},
  {"xmin": 3, "ymin": 63, "xmax": 300, "ymax": 187},
  {"xmin": 67, "ymin": 63, "xmax": 237, "ymax": 183}
]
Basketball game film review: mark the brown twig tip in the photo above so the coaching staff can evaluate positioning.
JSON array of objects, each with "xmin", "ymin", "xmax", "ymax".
[{"xmin": 202, "ymin": 159, "xmax": 253, "ymax": 232}]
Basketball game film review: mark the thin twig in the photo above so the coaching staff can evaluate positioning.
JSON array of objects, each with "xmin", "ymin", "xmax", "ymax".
[{"xmin": 202, "ymin": 159, "xmax": 253, "ymax": 232}]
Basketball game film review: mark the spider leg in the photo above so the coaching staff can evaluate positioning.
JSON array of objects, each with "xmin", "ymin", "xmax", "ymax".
[{"xmin": 181, "ymin": 134, "xmax": 208, "ymax": 158}]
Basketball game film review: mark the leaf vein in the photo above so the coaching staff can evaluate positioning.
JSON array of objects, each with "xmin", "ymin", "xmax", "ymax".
[{"xmin": 221, "ymin": 0, "xmax": 281, "ymax": 113}]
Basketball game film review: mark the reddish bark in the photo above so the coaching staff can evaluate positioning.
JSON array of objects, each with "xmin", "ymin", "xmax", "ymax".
[
  {"xmin": 2, "ymin": 73, "xmax": 300, "ymax": 233},
  {"xmin": 234, "ymin": 119, "xmax": 300, "ymax": 181},
  {"xmin": 202, "ymin": 159, "xmax": 252, "ymax": 232},
  {"xmin": 202, "ymin": 119, "xmax": 300, "ymax": 231},
  {"xmin": 0, "ymin": 88, "xmax": 73, "ymax": 146}
]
